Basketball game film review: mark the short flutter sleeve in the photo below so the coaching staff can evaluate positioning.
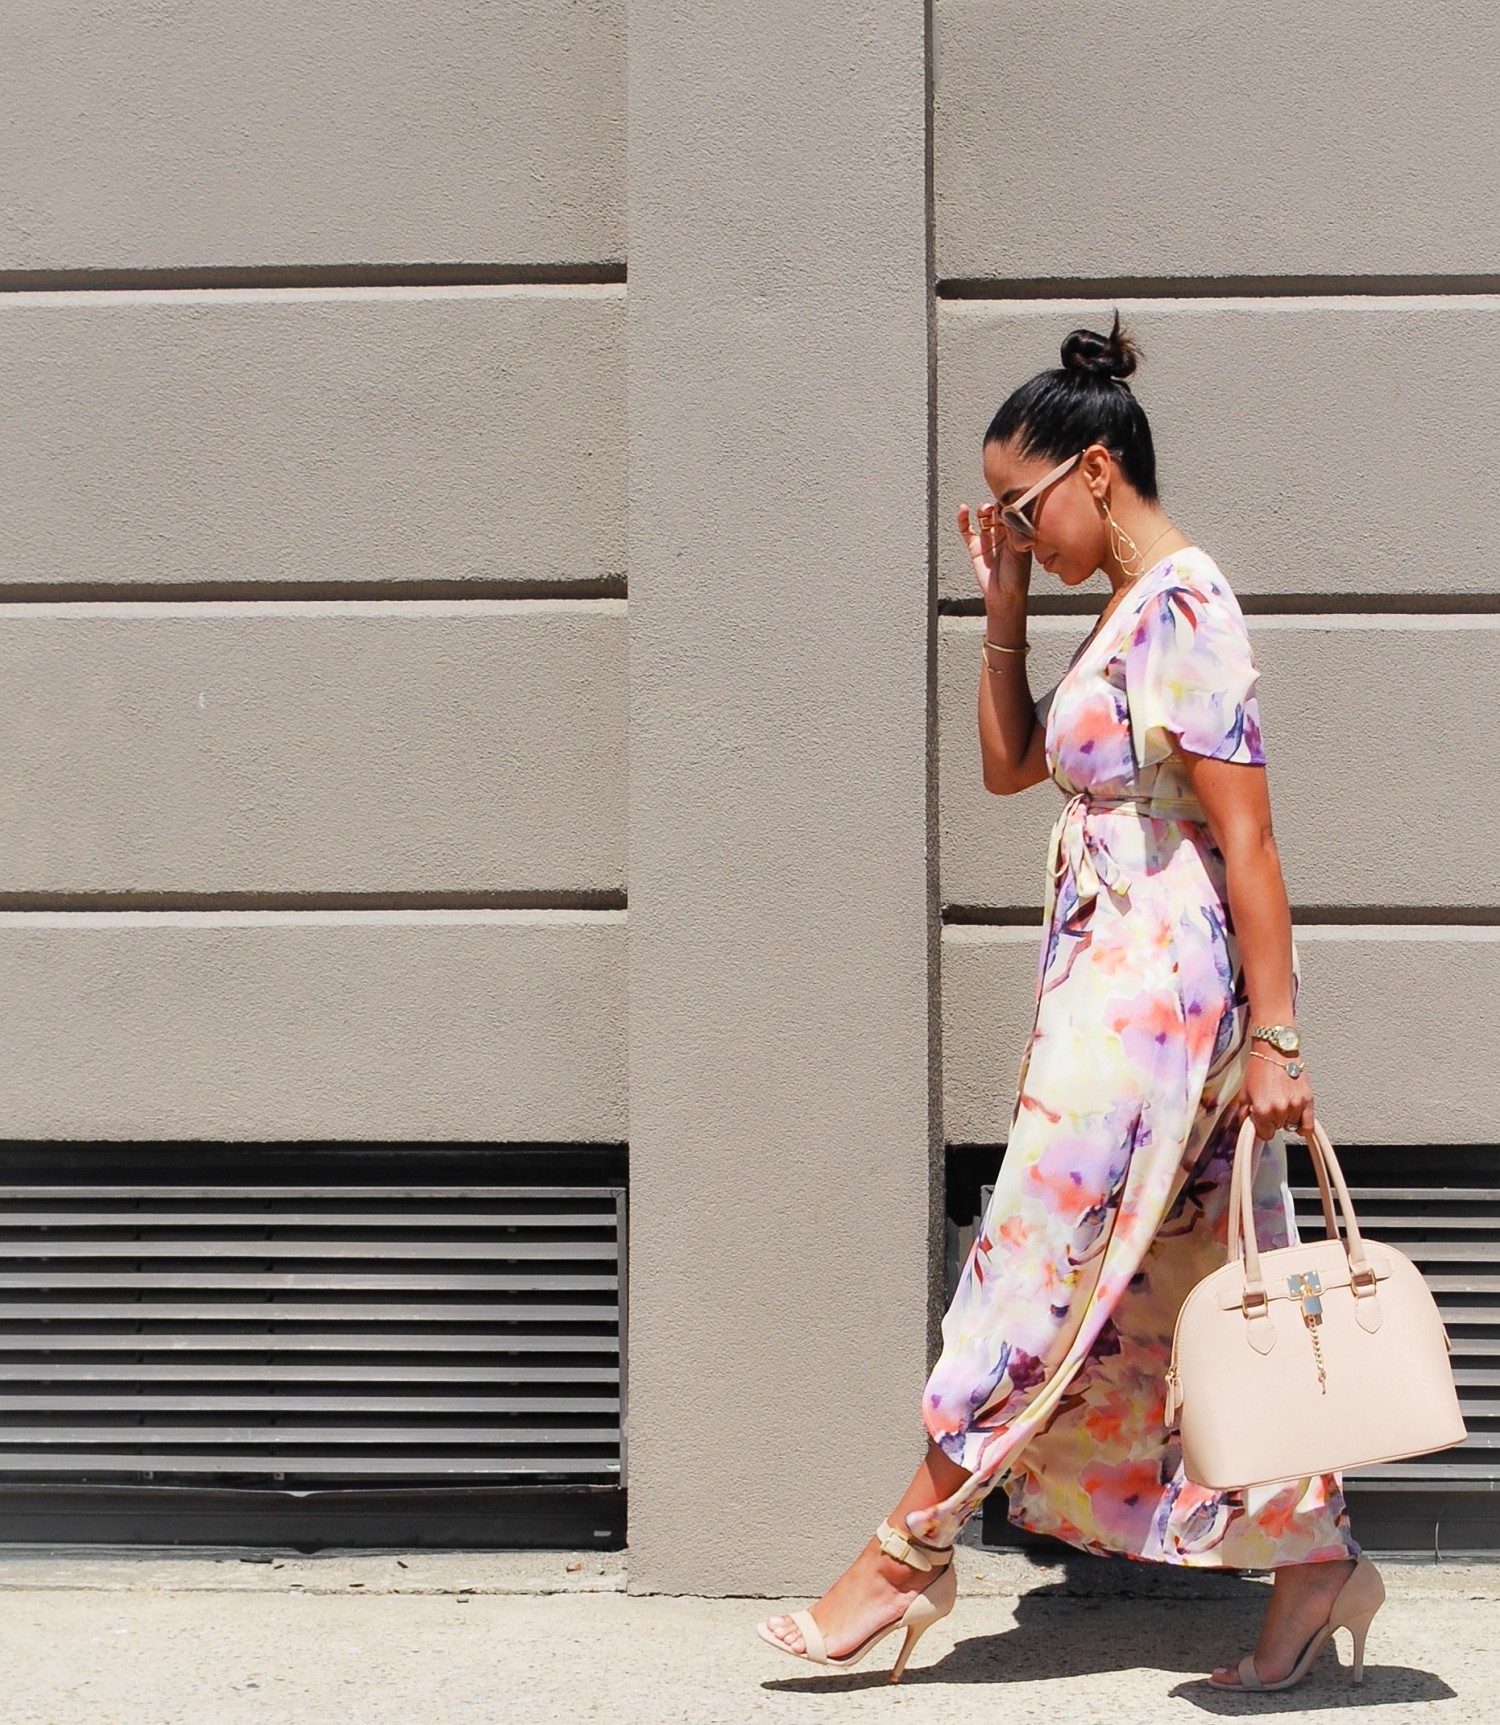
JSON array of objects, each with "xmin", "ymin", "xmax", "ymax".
[{"xmin": 1123, "ymin": 579, "xmax": 1266, "ymax": 768}]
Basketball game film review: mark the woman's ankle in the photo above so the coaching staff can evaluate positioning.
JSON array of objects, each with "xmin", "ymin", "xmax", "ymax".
[
  {"xmin": 907, "ymin": 1530, "xmax": 953, "ymax": 1554},
  {"xmin": 891, "ymin": 1506, "xmax": 956, "ymax": 1550}
]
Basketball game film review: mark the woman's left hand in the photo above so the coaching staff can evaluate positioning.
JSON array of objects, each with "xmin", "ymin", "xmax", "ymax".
[{"xmin": 1242, "ymin": 1049, "xmax": 1314, "ymax": 1143}]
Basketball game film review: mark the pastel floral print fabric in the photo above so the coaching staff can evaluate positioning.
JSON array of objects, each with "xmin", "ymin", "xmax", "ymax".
[{"xmin": 910, "ymin": 548, "xmax": 1358, "ymax": 1566}]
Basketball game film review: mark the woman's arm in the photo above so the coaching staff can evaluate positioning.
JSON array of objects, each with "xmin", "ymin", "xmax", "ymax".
[
  {"xmin": 1178, "ymin": 749, "xmax": 1316, "ymax": 1141},
  {"xmin": 977, "ymin": 589, "xmax": 1051, "ymax": 795},
  {"xmin": 960, "ymin": 504, "xmax": 1051, "ymax": 795}
]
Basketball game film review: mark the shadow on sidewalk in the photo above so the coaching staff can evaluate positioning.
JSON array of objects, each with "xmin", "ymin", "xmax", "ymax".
[{"xmin": 761, "ymin": 1559, "xmax": 1458, "ymax": 1708}]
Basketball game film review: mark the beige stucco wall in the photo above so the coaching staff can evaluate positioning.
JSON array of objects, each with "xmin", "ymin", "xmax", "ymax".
[
  {"xmin": 624, "ymin": 0, "xmax": 935, "ymax": 1595},
  {"xmin": 933, "ymin": 0, "xmax": 1500, "ymax": 282},
  {"xmin": 939, "ymin": 614, "xmax": 1500, "ymax": 911},
  {"xmin": 0, "ymin": 0, "xmax": 637, "ymax": 1517},
  {"xmin": 928, "ymin": 0, "xmax": 1500, "ymax": 1572},
  {"xmin": 0, "ymin": 910, "xmax": 625, "ymax": 1141},
  {"xmin": 930, "ymin": 0, "xmax": 1500, "ymax": 1203},
  {"xmin": 0, "ymin": 601, "xmax": 625, "ymax": 894},
  {"xmin": 0, "ymin": 287, "xmax": 624, "ymax": 594},
  {"xmin": 0, "ymin": 0, "xmax": 1495, "ymax": 1593},
  {"xmin": 943, "ymin": 925, "xmax": 1500, "ymax": 1146},
  {"xmin": 937, "ymin": 299, "xmax": 1500, "ymax": 605},
  {"xmin": 0, "ymin": 1, "xmax": 624, "ymax": 275}
]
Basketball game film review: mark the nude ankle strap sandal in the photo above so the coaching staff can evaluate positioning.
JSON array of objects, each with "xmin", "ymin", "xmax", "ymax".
[
  {"xmin": 754, "ymin": 1518, "xmax": 958, "ymax": 1683},
  {"xmin": 1209, "ymin": 1555, "xmax": 1386, "ymax": 1692},
  {"xmin": 874, "ymin": 1517, "xmax": 954, "ymax": 1573}
]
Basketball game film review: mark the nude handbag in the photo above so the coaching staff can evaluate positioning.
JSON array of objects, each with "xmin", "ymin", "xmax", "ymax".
[{"xmin": 1165, "ymin": 1116, "xmax": 1467, "ymax": 1491}]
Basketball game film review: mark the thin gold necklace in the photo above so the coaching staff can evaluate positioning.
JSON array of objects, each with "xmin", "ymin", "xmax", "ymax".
[
  {"xmin": 1077, "ymin": 528, "xmax": 1180, "ymax": 663},
  {"xmin": 1100, "ymin": 524, "xmax": 1177, "ymax": 624}
]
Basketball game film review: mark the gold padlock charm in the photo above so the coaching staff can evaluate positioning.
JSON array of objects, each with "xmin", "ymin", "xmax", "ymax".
[
  {"xmin": 1287, "ymin": 1269, "xmax": 1323, "ymax": 1325},
  {"xmin": 1287, "ymin": 1270, "xmax": 1328, "ymax": 1393}
]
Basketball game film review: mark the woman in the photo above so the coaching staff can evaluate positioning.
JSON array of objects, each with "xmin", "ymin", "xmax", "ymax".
[{"xmin": 756, "ymin": 315, "xmax": 1384, "ymax": 1692}]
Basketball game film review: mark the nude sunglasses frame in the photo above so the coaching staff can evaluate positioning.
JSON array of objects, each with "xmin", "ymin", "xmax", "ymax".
[{"xmin": 996, "ymin": 449, "xmax": 1084, "ymax": 542}]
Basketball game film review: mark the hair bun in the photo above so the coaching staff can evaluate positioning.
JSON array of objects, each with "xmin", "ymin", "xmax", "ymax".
[{"xmin": 1060, "ymin": 311, "xmax": 1141, "ymax": 383}]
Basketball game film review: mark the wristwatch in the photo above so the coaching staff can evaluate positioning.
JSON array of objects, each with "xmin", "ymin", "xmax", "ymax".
[{"xmin": 1251, "ymin": 1023, "xmax": 1301, "ymax": 1055}]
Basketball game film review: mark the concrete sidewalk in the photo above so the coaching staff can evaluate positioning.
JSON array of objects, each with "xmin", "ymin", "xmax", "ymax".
[{"xmin": 0, "ymin": 1547, "xmax": 1492, "ymax": 1725}]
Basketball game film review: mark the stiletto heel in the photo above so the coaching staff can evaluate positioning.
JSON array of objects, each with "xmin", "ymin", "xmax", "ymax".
[
  {"xmin": 1209, "ymin": 1555, "xmax": 1385, "ymax": 1692},
  {"xmin": 1344, "ymin": 1609, "xmax": 1378, "ymax": 1685},
  {"xmin": 755, "ymin": 1517, "xmax": 957, "ymax": 1682},
  {"xmin": 888, "ymin": 1621, "xmax": 928, "ymax": 1683},
  {"xmin": 1328, "ymin": 1558, "xmax": 1384, "ymax": 1687}
]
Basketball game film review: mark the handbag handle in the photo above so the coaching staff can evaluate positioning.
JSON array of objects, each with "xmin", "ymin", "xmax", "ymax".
[
  {"xmin": 1225, "ymin": 1117, "xmax": 1338, "ymax": 1260},
  {"xmin": 1226, "ymin": 1116, "xmax": 1377, "ymax": 1305}
]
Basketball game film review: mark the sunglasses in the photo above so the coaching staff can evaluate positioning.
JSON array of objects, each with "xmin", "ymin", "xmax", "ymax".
[{"xmin": 987, "ymin": 451, "xmax": 1084, "ymax": 543}]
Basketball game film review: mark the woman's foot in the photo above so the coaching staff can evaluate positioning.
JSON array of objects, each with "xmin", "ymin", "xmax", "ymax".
[
  {"xmin": 758, "ymin": 1525, "xmax": 952, "ymax": 1661},
  {"xmin": 1210, "ymin": 1556, "xmax": 1358, "ymax": 1687}
]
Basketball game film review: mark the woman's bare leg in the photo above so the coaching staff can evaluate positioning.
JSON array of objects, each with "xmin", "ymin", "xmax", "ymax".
[
  {"xmin": 759, "ymin": 1441, "xmax": 973, "ymax": 1658},
  {"xmin": 1210, "ymin": 1556, "xmax": 1359, "ymax": 1686}
]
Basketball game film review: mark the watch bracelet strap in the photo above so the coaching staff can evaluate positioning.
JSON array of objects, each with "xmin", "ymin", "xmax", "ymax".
[{"xmin": 1251, "ymin": 1022, "xmax": 1299, "ymax": 1044}]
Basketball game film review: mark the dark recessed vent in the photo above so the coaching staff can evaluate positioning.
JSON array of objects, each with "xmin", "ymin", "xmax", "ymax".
[
  {"xmin": 0, "ymin": 1174, "xmax": 624, "ymax": 1489},
  {"xmin": 1290, "ymin": 1149, "xmax": 1498, "ymax": 1493}
]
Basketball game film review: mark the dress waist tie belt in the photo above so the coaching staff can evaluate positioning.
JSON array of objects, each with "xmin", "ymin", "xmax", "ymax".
[{"xmin": 1046, "ymin": 790, "xmax": 1206, "ymax": 908}]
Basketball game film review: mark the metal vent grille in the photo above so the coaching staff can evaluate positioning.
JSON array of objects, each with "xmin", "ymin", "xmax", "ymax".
[
  {"xmin": 1291, "ymin": 1159, "xmax": 1497, "ymax": 1489},
  {"xmin": 0, "ymin": 1182, "xmax": 624, "ymax": 1486}
]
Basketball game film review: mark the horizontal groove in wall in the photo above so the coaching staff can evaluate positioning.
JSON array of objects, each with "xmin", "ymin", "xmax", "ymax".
[
  {"xmin": 0, "ymin": 263, "xmax": 627, "ymax": 295},
  {"xmin": 0, "ymin": 908, "xmax": 627, "ymax": 930},
  {"xmin": 0, "ymin": 595, "xmax": 627, "ymax": 619},
  {"xmin": 0, "ymin": 577, "xmax": 627, "ymax": 606},
  {"xmin": 0, "ymin": 892, "xmax": 627, "ymax": 916},
  {"xmin": 937, "ymin": 274, "xmax": 1500, "ymax": 301},
  {"xmin": 943, "ymin": 908, "xmax": 1043, "ymax": 929},
  {"xmin": 944, "ymin": 909, "xmax": 1500, "ymax": 930},
  {"xmin": 939, "ymin": 594, "xmax": 1500, "ymax": 618}
]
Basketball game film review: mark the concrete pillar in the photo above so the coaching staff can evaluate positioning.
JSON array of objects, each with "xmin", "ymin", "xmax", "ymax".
[{"xmin": 626, "ymin": 2, "xmax": 936, "ymax": 1592}]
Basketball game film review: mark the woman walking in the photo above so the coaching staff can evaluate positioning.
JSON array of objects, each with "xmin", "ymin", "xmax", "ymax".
[{"xmin": 756, "ymin": 315, "xmax": 1382, "ymax": 1690}]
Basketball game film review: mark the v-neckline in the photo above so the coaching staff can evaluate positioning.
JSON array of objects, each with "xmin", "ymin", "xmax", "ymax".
[{"xmin": 1065, "ymin": 546, "xmax": 1200, "ymax": 675}]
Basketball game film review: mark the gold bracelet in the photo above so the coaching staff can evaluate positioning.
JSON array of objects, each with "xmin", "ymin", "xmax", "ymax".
[
  {"xmin": 982, "ymin": 637, "xmax": 1029, "ymax": 656},
  {"xmin": 1249, "ymin": 1050, "xmax": 1307, "ymax": 1074}
]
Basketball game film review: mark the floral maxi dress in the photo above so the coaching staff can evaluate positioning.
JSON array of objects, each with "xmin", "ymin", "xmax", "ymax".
[{"xmin": 907, "ymin": 547, "xmax": 1359, "ymax": 1567}]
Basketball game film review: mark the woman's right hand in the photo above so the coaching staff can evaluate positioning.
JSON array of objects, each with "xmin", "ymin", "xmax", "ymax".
[{"xmin": 958, "ymin": 503, "xmax": 1032, "ymax": 609}]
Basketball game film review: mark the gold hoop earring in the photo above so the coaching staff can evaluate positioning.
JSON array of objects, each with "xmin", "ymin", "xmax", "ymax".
[{"xmin": 1101, "ymin": 500, "xmax": 1144, "ymax": 577}]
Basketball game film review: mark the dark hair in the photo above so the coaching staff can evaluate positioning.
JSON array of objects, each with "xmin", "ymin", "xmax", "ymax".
[{"xmin": 982, "ymin": 310, "xmax": 1159, "ymax": 503}]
